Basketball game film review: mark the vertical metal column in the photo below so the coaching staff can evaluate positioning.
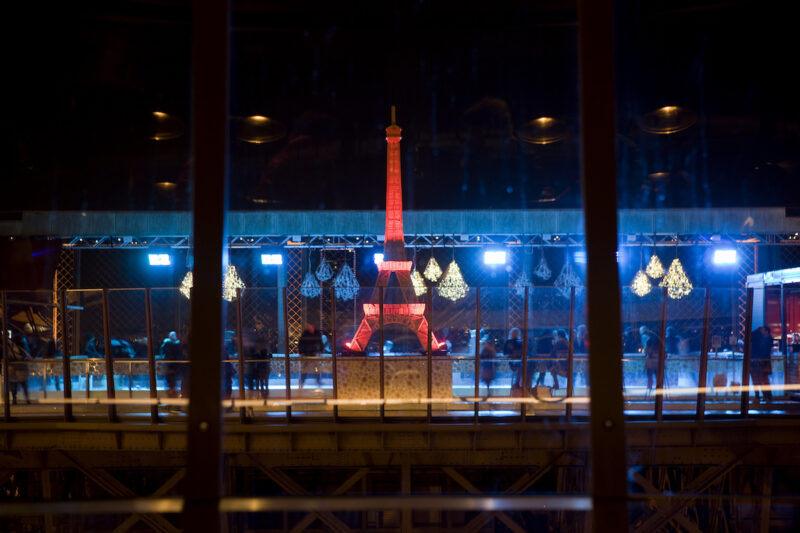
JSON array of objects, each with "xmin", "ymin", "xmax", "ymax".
[
  {"xmin": 566, "ymin": 287, "xmax": 576, "ymax": 421},
  {"xmin": 60, "ymin": 290, "xmax": 73, "ymax": 422},
  {"xmin": 379, "ymin": 287, "xmax": 385, "ymax": 421},
  {"xmin": 521, "ymin": 286, "xmax": 530, "ymax": 421},
  {"xmin": 474, "ymin": 287, "xmax": 481, "ymax": 423},
  {"xmin": 578, "ymin": 0, "xmax": 629, "ymax": 529},
  {"xmin": 330, "ymin": 288, "xmax": 338, "ymax": 421},
  {"xmin": 696, "ymin": 289, "xmax": 711, "ymax": 421},
  {"xmin": 101, "ymin": 289, "xmax": 118, "ymax": 422},
  {"xmin": 283, "ymin": 288, "xmax": 292, "ymax": 420},
  {"xmin": 740, "ymin": 288, "xmax": 754, "ymax": 416},
  {"xmin": 184, "ymin": 0, "xmax": 229, "ymax": 529},
  {"xmin": 236, "ymin": 288, "xmax": 246, "ymax": 423},
  {"xmin": 426, "ymin": 289, "xmax": 433, "ymax": 422},
  {"xmin": 2, "ymin": 291, "xmax": 9, "ymax": 421},
  {"xmin": 145, "ymin": 289, "xmax": 159, "ymax": 423},
  {"xmin": 655, "ymin": 287, "xmax": 668, "ymax": 421}
]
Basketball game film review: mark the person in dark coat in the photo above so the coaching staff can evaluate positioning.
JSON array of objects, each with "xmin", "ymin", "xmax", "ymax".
[
  {"xmin": 750, "ymin": 326, "xmax": 773, "ymax": 402},
  {"xmin": 7, "ymin": 332, "xmax": 31, "ymax": 404},
  {"xmin": 478, "ymin": 330, "xmax": 496, "ymax": 396},
  {"xmin": 533, "ymin": 333, "xmax": 555, "ymax": 387},
  {"xmin": 160, "ymin": 331, "xmax": 184, "ymax": 402},
  {"xmin": 644, "ymin": 334, "xmax": 661, "ymax": 391},
  {"xmin": 504, "ymin": 328, "xmax": 524, "ymax": 396},
  {"xmin": 623, "ymin": 327, "xmax": 639, "ymax": 354},
  {"xmin": 85, "ymin": 333, "xmax": 101, "ymax": 357},
  {"xmin": 550, "ymin": 329, "xmax": 569, "ymax": 390},
  {"xmin": 665, "ymin": 326, "xmax": 681, "ymax": 355},
  {"xmin": 298, "ymin": 322, "xmax": 322, "ymax": 388}
]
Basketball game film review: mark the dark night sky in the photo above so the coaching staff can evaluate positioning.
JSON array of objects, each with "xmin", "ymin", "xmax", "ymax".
[{"xmin": 5, "ymin": 0, "xmax": 799, "ymax": 212}]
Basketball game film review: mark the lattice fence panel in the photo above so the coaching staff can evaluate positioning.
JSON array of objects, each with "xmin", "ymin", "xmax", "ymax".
[
  {"xmin": 735, "ymin": 244, "xmax": 756, "ymax": 340},
  {"xmin": 286, "ymin": 248, "xmax": 304, "ymax": 353}
]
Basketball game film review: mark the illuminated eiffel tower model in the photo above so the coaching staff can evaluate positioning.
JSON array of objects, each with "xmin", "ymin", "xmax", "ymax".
[{"xmin": 347, "ymin": 107, "xmax": 443, "ymax": 352}]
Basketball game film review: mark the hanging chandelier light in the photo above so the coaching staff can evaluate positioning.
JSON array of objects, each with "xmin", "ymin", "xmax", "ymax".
[
  {"xmin": 631, "ymin": 245, "xmax": 653, "ymax": 297},
  {"xmin": 645, "ymin": 253, "xmax": 665, "ymax": 279},
  {"xmin": 659, "ymin": 258, "xmax": 693, "ymax": 299},
  {"xmin": 533, "ymin": 248, "xmax": 552, "ymax": 280},
  {"xmin": 181, "ymin": 265, "xmax": 246, "ymax": 301},
  {"xmin": 315, "ymin": 254, "xmax": 334, "ymax": 281},
  {"xmin": 553, "ymin": 260, "xmax": 583, "ymax": 299},
  {"xmin": 222, "ymin": 265, "xmax": 245, "ymax": 301},
  {"xmin": 437, "ymin": 260, "xmax": 468, "ymax": 301},
  {"xmin": 300, "ymin": 272, "xmax": 322, "ymax": 298},
  {"xmin": 513, "ymin": 270, "xmax": 533, "ymax": 297},
  {"xmin": 179, "ymin": 271, "xmax": 193, "ymax": 300},
  {"xmin": 333, "ymin": 264, "xmax": 360, "ymax": 301},
  {"xmin": 411, "ymin": 269, "xmax": 427, "ymax": 296},
  {"xmin": 423, "ymin": 256, "xmax": 443, "ymax": 282},
  {"xmin": 631, "ymin": 270, "xmax": 653, "ymax": 297}
]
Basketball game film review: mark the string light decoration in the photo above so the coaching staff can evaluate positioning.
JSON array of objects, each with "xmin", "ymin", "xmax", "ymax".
[
  {"xmin": 533, "ymin": 249, "xmax": 552, "ymax": 280},
  {"xmin": 222, "ymin": 265, "xmax": 245, "ymax": 301},
  {"xmin": 631, "ymin": 269, "xmax": 653, "ymax": 297},
  {"xmin": 553, "ymin": 260, "xmax": 583, "ymax": 298},
  {"xmin": 659, "ymin": 258, "xmax": 693, "ymax": 299},
  {"xmin": 179, "ymin": 271, "xmax": 193, "ymax": 299},
  {"xmin": 300, "ymin": 271, "xmax": 322, "ymax": 298},
  {"xmin": 423, "ymin": 256, "xmax": 443, "ymax": 282},
  {"xmin": 437, "ymin": 260, "xmax": 468, "ymax": 301},
  {"xmin": 315, "ymin": 257, "xmax": 333, "ymax": 281},
  {"xmin": 645, "ymin": 253, "xmax": 665, "ymax": 279},
  {"xmin": 411, "ymin": 269, "xmax": 427, "ymax": 296},
  {"xmin": 333, "ymin": 264, "xmax": 360, "ymax": 301},
  {"xmin": 513, "ymin": 270, "xmax": 533, "ymax": 297}
]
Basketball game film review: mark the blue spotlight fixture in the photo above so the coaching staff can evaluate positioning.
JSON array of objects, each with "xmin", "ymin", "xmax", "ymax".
[
  {"xmin": 574, "ymin": 250, "xmax": 586, "ymax": 264},
  {"xmin": 373, "ymin": 253, "xmax": 385, "ymax": 265},
  {"xmin": 261, "ymin": 253, "xmax": 283, "ymax": 265},
  {"xmin": 483, "ymin": 250, "xmax": 507, "ymax": 265},
  {"xmin": 148, "ymin": 253, "xmax": 171, "ymax": 266},
  {"xmin": 713, "ymin": 249, "xmax": 737, "ymax": 265}
]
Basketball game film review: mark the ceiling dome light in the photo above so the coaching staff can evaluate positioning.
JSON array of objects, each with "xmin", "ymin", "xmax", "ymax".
[
  {"xmin": 149, "ymin": 111, "xmax": 184, "ymax": 141},
  {"xmin": 517, "ymin": 116, "xmax": 568, "ymax": 144},
  {"xmin": 639, "ymin": 106, "xmax": 697, "ymax": 134},
  {"xmin": 237, "ymin": 115, "xmax": 287, "ymax": 144},
  {"xmin": 154, "ymin": 181, "xmax": 177, "ymax": 192}
]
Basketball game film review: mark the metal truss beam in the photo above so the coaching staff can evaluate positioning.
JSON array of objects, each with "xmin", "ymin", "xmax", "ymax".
[{"xmin": 58, "ymin": 232, "xmax": 800, "ymax": 249}]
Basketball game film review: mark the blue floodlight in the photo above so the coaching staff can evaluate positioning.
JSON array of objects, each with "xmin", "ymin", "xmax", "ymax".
[
  {"xmin": 574, "ymin": 251, "xmax": 586, "ymax": 264},
  {"xmin": 713, "ymin": 249, "xmax": 737, "ymax": 265},
  {"xmin": 483, "ymin": 250, "xmax": 507, "ymax": 265},
  {"xmin": 374, "ymin": 253, "xmax": 384, "ymax": 265},
  {"xmin": 148, "ymin": 253, "xmax": 171, "ymax": 266},
  {"xmin": 261, "ymin": 254, "xmax": 283, "ymax": 265}
]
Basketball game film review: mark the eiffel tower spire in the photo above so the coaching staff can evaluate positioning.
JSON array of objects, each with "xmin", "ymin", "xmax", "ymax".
[{"xmin": 384, "ymin": 105, "xmax": 405, "ymax": 261}]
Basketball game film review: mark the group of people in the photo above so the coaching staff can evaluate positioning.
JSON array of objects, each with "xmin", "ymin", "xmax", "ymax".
[{"xmin": 477, "ymin": 325, "xmax": 589, "ymax": 397}]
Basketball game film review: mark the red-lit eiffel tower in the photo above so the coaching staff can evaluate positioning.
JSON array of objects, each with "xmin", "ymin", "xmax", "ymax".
[{"xmin": 347, "ymin": 107, "xmax": 443, "ymax": 352}]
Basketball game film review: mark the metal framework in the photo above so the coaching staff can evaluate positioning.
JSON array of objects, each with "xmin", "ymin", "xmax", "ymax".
[{"xmin": 59, "ymin": 232, "xmax": 800, "ymax": 249}]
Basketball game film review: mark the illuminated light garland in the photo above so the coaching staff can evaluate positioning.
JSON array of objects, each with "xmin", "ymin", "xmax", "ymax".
[
  {"xmin": 315, "ymin": 260, "xmax": 333, "ymax": 282},
  {"xmin": 300, "ymin": 272, "xmax": 322, "ymax": 298},
  {"xmin": 437, "ymin": 260, "xmax": 468, "ymax": 301},
  {"xmin": 659, "ymin": 258, "xmax": 693, "ymax": 299},
  {"xmin": 180, "ymin": 266, "xmax": 246, "ymax": 301},
  {"xmin": 631, "ymin": 269, "xmax": 653, "ymax": 297},
  {"xmin": 423, "ymin": 256, "xmax": 443, "ymax": 282},
  {"xmin": 180, "ymin": 271, "xmax": 193, "ymax": 299},
  {"xmin": 533, "ymin": 253, "xmax": 552, "ymax": 280},
  {"xmin": 222, "ymin": 265, "xmax": 245, "ymax": 301},
  {"xmin": 411, "ymin": 269, "xmax": 427, "ymax": 296},
  {"xmin": 645, "ymin": 254, "xmax": 665, "ymax": 279},
  {"xmin": 333, "ymin": 264, "xmax": 360, "ymax": 301},
  {"xmin": 513, "ymin": 270, "xmax": 533, "ymax": 297},
  {"xmin": 553, "ymin": 261, "xmax": 583, "ymax": 299}
]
